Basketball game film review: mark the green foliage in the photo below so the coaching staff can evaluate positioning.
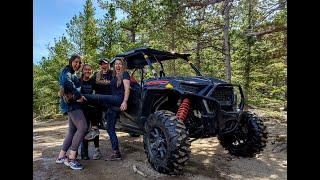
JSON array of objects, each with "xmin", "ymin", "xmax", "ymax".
[
  {"xmin": 33, "ymin": 36, "xmax": 73, "ymax": 116},
  {"xmin": 83, "ymin": 0, "xmax": 99, "ymax": 63},
  {"xmin": 98, "ymin": 2, "xmax": 122, "ymax": 59},
  {"xmin": 66, "ymin": 13, "xmax": 85, "ymax": 54},
  {"xmin": 34, "ymin": 0, "xmax": 287, "ymax": 118}
]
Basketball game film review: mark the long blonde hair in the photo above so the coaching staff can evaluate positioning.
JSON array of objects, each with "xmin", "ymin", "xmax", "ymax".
[{"xmin": 113, "ymin": 58, "xmax": 127, "ymax": 87}]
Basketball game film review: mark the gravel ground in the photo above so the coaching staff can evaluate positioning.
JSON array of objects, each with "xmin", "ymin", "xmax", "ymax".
[{"xmin": 33, "ymin": 109, "xmax": 287, "ymax": 179}]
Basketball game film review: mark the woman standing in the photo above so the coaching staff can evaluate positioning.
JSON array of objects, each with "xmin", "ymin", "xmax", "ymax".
[
  {"xmin": 55, "ymin": 54, "xmax": 87, "ymax": 170},
  {"xmin": 84, "ymin": 58, "xmax": 130, "ymax": 160},
  {"xmin": 79, "ymin": 64, "xmax": 102, "ymax": 160}
]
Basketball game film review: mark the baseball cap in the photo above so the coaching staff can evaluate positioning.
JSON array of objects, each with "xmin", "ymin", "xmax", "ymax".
[{"xmin": 98, "ymin": 59, "xmax": 109, "ymax": 65}]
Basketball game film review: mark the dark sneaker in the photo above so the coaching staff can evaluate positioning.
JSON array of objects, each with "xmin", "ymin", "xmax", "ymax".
[
  {"xmin": 105, "ymin": 151, "xmax": 122, "ymax": 161},
  {"xmin": 55, "ymin": 156, "xmax": 67, "ymax": 164},
  {"xmin": 84, "ymin": 129, "xmax": 100, "ymax": 140},
  {"xmin": 93, "ymin": 149, "xmax": 102, "ymax": 160},
  {"xmin": 64, "ymin": 158, "xmax": 84, "ymax": 170}
]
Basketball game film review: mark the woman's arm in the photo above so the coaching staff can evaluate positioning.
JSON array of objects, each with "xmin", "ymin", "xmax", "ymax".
[
  {"xmin": 120, "ymin": 79, "xmax": 130, "ymax": 111},
  {"xmin": 63, "ymin": 72, "xmax": 82, "ymax": 100}
]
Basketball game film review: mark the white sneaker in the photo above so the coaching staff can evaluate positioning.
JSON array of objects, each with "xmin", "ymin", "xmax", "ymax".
[
  {"xmin": 84, "ymin": 129, "xmax": 100, "ymax": 140},
  {"xmin": 93, "ymin": 148, "xmax": 102, "ymax": 160}
]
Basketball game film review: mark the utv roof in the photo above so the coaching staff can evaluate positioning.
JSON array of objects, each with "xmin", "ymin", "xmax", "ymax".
[{"xmin": 111, "ymin": 47, "xmax": 191, "ymax": 69}]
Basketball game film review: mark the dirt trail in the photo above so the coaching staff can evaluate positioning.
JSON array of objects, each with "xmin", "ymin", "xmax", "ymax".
[{"xmin": 33, "ymin": 109, "xmax": 287, "ymax": 180}]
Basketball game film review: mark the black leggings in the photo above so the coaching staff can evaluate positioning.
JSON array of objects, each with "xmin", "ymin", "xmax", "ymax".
[
  {"xmin": 82, "ymin": 104, "xmax": 100, "ymax": 127},
  {"xmin": 82, "ymin": 107, "xmax": 101, "ymax": 149},
  {"xmin": 82, "ymin": 136, "xmax": 99, "ymax": 148}
]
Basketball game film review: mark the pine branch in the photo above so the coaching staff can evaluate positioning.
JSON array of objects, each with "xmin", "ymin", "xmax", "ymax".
[
  {"xmin": 181, "ymin": 0, "xmax": 225, "ymax": 8},
  {"xmin": 247, "ymin": 25, "xmax": 287, "ymax": 37}
]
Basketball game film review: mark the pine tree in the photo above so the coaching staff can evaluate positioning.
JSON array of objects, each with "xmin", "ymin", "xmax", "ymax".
[
  {"xmin": 98, "ymin": 1, "xmax": 122, "ymax": 59},
  {"xmin": 83, "ymin": 0, "xmax": 99, "ymax": 64}
]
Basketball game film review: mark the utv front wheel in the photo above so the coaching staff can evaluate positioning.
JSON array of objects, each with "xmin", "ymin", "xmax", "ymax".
[
  {"xmin": 218, "ymin": 112, "xmax": 268, "ymax": 157},
  {"xmin": 143, "ymin": 110, "xmax": 190, "ymax": 175}
]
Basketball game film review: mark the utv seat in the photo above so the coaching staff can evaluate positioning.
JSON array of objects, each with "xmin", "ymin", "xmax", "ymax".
[
  {"xmin": 126, "ymin": 75, "xmax": 142, "ymax": 115},
  {"xmin": 110, "ymin": 106, "xmax": 121, "ymax": 112}
]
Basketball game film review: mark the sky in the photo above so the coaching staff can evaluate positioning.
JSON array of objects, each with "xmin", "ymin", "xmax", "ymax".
[{"xmin": 33, "ymin": 0, "xmax": 107, "ymax": 64}]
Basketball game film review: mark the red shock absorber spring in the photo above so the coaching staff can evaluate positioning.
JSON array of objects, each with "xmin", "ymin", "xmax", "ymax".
[{"xmin": 176, "ymin": 98, "xmax": 191, "ymax": 121}]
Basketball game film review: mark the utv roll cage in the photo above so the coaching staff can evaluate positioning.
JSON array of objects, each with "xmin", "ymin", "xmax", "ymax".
[{"xmin": 110, "ymin": 47, "xmax": 202, "ymax": 78}]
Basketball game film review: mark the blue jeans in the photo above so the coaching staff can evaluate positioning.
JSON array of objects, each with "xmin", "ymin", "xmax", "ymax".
[
  {"xmin": 83, "ymin": 94, "xmax": 122, "ymax": 151},
  {"xmin": 106, "ymin": 108, "xmax": 120, "ymax": 151},
  {"xmin": 83, "ymin": 94, "xmax": 122, "ymax": 107}
]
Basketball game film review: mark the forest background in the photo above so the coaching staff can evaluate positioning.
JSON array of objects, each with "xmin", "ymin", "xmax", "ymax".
[{"xmin": 33, "ymin": 0, "xmax": 287, "ymax": 119}]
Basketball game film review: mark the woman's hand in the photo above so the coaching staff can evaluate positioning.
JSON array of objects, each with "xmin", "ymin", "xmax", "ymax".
[
  {"xmin": 120, "ymin": 101, "xmax": 127, "ymax": 111},
  {"xmin": 76, "ymin": 96, "xmax": 87, "ymax": 102}
]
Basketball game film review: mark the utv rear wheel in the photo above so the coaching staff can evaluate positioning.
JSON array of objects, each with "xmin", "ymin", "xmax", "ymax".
[
  {"xmin": 143, "ymin": 110, "xmax": 190, "ymax": 175},
  {"xmin": 218, "ymin": 112, "xmax": 268, "ymax": 157}
]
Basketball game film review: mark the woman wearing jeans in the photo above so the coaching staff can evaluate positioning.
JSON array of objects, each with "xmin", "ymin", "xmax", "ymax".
[
  {"xmin": 55, "ymin": 54, "xmax": 88, "ymax": 170},
  {"xmin": 84, "ymin": 58, "xmax": 130, "ymax": 160}
]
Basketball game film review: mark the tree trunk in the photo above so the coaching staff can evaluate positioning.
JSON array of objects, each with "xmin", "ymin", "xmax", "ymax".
[
  {"xmin": 169, "ymin": 0, "xmax": 178, "ymax": 75},
  {"xmin": 131, "ymin": 30, "xmax": 136, "ymax": 43},
  {"xmin": 244, "ymin": 57, "xmax": 251, "ymax": 100},
  {"xmin": 284, "ymin": 35, "xmax": 287, "ymax": 110},
  {"xmin": 195, "ymin": 7, "xmax": 206, "ymax": 72},
  {"xmin": 222, "ymin": 0, "xmax": 232, "ymax": 83},
  {"xmin": 244, "ymin": 0, "xmax": 253, "ymax": 100},
  {"xmin": 171, "ymin": 31, "xmax": 176, "ymax": 75},
  {"xmin": 195, "ymin": 32, "xmax": 201, "ymax": 70}
]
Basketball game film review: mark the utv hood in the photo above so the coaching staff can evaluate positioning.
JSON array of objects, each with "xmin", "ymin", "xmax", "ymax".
[{"xmin": 144, "ymin": 76, "xmax": 232, "ymax": 95}]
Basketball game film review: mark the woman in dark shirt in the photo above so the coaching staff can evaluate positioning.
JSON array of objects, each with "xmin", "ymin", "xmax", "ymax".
[
  {"xmin": 94, "ymin": 59, "xmax": 113, "ymax": 94},
  {"xmin": 84, "ymin": 58, "xmax": 130, "ymax": 160},
  {"xmin": 79, "ymin": 64, "xmax": 102, "ymax": 160}
]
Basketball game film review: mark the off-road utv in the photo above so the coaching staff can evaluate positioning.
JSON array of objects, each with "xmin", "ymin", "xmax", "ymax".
[{"xmin": 101, "ymin": 47, "xmax": 267, "ymax": 175}]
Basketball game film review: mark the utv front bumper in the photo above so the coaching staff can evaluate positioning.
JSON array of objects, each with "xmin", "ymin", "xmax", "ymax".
[{"xmin": 190, "ymin": 84, "xmax": 245, "ymax": 135}]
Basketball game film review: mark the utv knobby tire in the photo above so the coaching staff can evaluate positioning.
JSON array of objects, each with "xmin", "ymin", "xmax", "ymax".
[
  {"xmin": 143, "ymin": 110, "xmax": 190, "ymax": 175},
  {"xmin": 129, "ymin": 133, "xmax": 140, "ymax": 137},
  {"xmin": 218, "ymin": 112, "xmax": 268, "ymax": 157}
]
